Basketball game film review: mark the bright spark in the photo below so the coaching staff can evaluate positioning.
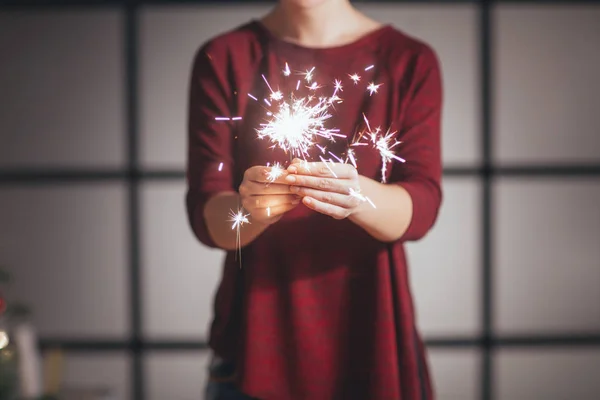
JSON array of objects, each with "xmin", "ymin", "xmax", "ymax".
[
  {"xmin": 229, "ymin": 209, "xmax": 250, "ymax": 230},
  {"xmin": 367, "ymin": 82, "xmax": 381, "ymax": 96},
  {"xmin": 333, "ymin": 79, "xmax": 343, "ymax": 95},
  {"xmin": 256, "ymin": 65, "xmax": 346, "ymax": 159},
  {"xmin": 218, "ymin": 162, "xmax": 223, "ymax": 171},
  {"xmin": 266, "ymin": 162, "xmax": 284, "ymax": 182},
  {"xmin": 349, "ymin": 73, "xmax": 361, "ymax": 84},
  {"xmin": 304, "ymin": 67, "xmax": 315, "ymax": 82},
  {"xmin": 270, "ymin": 91, "xmax": 283, "ymax": 101},
  {"xmin": 229, "ymin": 208, "xmax": 250, "ymax": 268},
  {"xmin": 283, "ymin": 62, "xmax": 291, "ymax": 76},
  {"xmin": 319, "ymin": 156, "xmax": 338, "ymax": 178},
  {"xmin": 328, "ymin": 151, "xmax": 344, "ymax": 163},
  {"xmin": 248, "ymin": 93, "xmax": 258, "ymax": 101},
  {"xmin": 364, "ymin": 65, "xmax": 374, "ymax": 71},
  {"xmin": 349, "ymin": 188, "xmax": 376, "ymax": 209},
  {"xmin": 352, "ymin": 114, "xmax": 405, "ymax": 183}
]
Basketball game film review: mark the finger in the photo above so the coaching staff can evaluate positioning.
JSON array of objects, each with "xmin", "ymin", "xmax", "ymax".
[
  {"xmin": 245, "ymin": 165, "xmax": 289, "ymax": 184},
  {"xmin": 243, "ymin": 194, "xmax": 300, "ymax": 209},
  {"xmin": 241, "ymin": 181, "xmax": 293, "ymax": 196},
  {"xmin": 287, "ymin": 160, "xmax": 357, "ymax": 179},
  {"xmin": 289, "ymin": 187, "xmax": 359, "ymax": 209},
  {"xmin": 302, "ymin": 196, "xmax": 349, "ymax": 220},
  {"xmin": 284, "ymin": 174, "xmax": 352, "ymax": 194}
]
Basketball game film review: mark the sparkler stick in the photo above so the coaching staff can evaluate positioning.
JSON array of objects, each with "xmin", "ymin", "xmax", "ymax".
[{"xmin": 229, "ymin": 208, "xmax": 250, "ymax": 267}]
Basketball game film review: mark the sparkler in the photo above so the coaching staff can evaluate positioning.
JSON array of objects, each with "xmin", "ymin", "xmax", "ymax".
[
  {"xmin": 266, "ymin": 162, "xmax": 284, "ymax": 182},
  {"xmin": 229, "ymin": 208, "xmax": 250, "ymax": 266},
  {"xmin": 251, "ymin": 66, "xmax": 346, "ymax": 159},
  {"xmin": 352, "ymin": 114, "xmax": 405, "ymax": 183}
]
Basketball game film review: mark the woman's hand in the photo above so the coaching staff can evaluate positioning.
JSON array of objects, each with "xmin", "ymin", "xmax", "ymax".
[
  {"xmin": 285, "ymin": 159, "xmax": 364, "ymax": 220},
  {"xmin": 239, "ymin": 165, "xmax": 301, "ymax": 226}
]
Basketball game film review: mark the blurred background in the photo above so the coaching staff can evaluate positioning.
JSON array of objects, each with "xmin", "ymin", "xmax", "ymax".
[{"xmin": 0, "ymin": 0, "xmax": 599, "ymax": 399}]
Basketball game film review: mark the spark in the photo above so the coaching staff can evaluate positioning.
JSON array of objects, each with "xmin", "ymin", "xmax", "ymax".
[
  {"xmin": 215, "ymin": 117, "xmax": 231, "ymax": 121},
  {"xmin": 349, "ymin": 73, "xmax": 361, "ymax": 84},
  {"xmin": 248, "ymin": 93, "xmax": 258, "ymax": 101},
  {"xmin": 333, "ymin": 79, "xmax": 343, "ymax": 96},
  {"xmin": 229, "ymin": 208, "xmax": 250, "ymax": 267},
  {"xmin": 349, "ymin": 188, "xmax": 376, "ymax": 209},
  {"xmin": 353, "ymin": 114, "xmax": 405, "ymax": 183},
  {"xmin": 270, "ymin": 91, "xmax": 283, "ymax": 101},
  {"xmin": 283, "ymin": 62, "xmax": 291, "ymax": 76},
  {"xmin": 347, "ymin": 149, "xmax": 358, "ymax": 168},
  {"xmin": 328, "ymin": 151, "xmax": 344, "ymax": 163},
  {"xmin": 266, "ymin": 162, "xmax": 284, "ymax": 182},
  {"xmin": 267, "ymin": 206, "xmax": 271, "ymax": 217},
  {"xmin": 256, "ymin": 65, "xmax": 346, "ymax": 159},
  {"xmin": 367, "ymin": 82, "xmax": 381, "ymax": 96},
  {"xmin": 319, "ymin": 156, "xmax": 338, "ymax": 178},
  {"xmin": 218, "ymin": 162, "xmax": 223, "ymax": 171},
  {"xmin": 304, "ymin": 67, "xmax": 316, "ymax": 82},
  {"xmin": 262, "ymin": 74, "xmax": 275, "ymax": 93},
  {"xmin": 229, "ymin": 209, "xmax": 250, "ymax": 231},
  {"xmin": 231, "ymin": 116, "xmax": 242, "ymax": 121},
  {"xmin": 364, "ymin": 65, "xmax": 374, "ymax": 71}
]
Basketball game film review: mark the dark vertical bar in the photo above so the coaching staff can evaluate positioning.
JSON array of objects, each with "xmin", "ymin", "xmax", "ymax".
[
  {"xmin": 124, "ymin": 1, "xmax": 144, "ymax": 399},
  {"xmin": 480, "ymin": 1, "xmax": 494, "ymax": 400}
]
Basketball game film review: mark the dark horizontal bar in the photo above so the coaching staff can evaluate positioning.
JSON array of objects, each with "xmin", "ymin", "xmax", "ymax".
[
  {"xmin": 0, "ymin": 169, "xmax": 185, "ymax": 184},
  {"xmin": 0, "ymin": 0, "xmax": 477, "ymax": 10},
  {"xmin": 495, "ymin": 334, "xmax": 600, "ymax": 347},
  {"xmin": 39, "ymin": 339, "xmax": 131, "ymax": 351},
  {"xmin": 39, "ymin": 334, "xmax": 600, "ymax": 352},
  {"xmin": 3, "ymin": 0, "xmax": 600, "ymax": 8},
  {"xmin": 1, "ymin": 165, "xmax": 600, "ymax": 184}
]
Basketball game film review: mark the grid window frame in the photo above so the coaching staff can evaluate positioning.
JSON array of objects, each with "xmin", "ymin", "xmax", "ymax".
[{"xmin": 2, "ymin": 1, "xmax": 600, "ymax": 399}]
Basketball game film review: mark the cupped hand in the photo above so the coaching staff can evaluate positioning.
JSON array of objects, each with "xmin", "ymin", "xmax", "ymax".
[
  {"xmin": 239, "ymin": 165, "xmax": 301, "ymax": 225},
  {"xmin": 285, "ymin": 159, "xmax": 364, "ymax": 220}
]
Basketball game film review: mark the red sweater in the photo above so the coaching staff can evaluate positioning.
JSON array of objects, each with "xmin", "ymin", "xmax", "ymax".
[{"xmin": 187, "ymin": 21, "xmax": 443, "ymax": 400}]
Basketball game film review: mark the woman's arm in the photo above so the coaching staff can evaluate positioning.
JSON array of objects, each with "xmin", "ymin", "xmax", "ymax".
[
  {"xmin": 349, "ymin": 176, "xmax": 413, "ymax": 242},
  {"xmin": 285, "ymin": 164, "xmax": 412, "ymax": 242},
  {"xmin": 287, "ymin": 45, "xmax": 443, "ymax": 242}
]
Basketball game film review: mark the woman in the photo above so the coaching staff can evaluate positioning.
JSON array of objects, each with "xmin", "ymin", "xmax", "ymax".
[{"xmin": 186, "ymin": 0, "xmax": 443, "ymax": 398}]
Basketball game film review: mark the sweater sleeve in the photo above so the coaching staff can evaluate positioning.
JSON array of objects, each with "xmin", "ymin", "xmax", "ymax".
[
  {"xmin": 186, "ymin": 43, "xmax": 236, "ymax": 248},
  {"xmin": 390, "ymin": 45, "xmax": 443, "ymax": 242}
]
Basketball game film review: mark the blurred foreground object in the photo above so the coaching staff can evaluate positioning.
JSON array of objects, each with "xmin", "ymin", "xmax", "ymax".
[{"xmin": 0, "ymin": 267, "xmax": 42, "ymax": 400}]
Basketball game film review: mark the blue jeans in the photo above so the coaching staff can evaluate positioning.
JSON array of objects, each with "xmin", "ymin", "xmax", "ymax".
[{"xmin": 205, "ymin": 354, "xmax": 256, "ymax": 400}]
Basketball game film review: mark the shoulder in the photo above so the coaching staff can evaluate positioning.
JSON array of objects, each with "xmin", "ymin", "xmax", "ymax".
[
  {"xmin": 378, "ymin": 26, "xmax": 441, "ymax": 74},
  {"xmin": 192, "ymin": 21, "xmax": 264, "ymax": 68}
]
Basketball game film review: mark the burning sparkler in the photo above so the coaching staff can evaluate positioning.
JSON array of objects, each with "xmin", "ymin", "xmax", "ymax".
[
  {"xmin": 229, "ymin": 208, "xmax": 250, "ymax": 266},
  {"xmin": 251, "ymin": 66, "xmax": 347, "ymax": 160},
  {"xmin": 352, "ymin": 114, "xmax": 405, "ymax": 183},
  {"xmin": 266, "ymin": 162, "xmax": 284, "ymax": 182}
]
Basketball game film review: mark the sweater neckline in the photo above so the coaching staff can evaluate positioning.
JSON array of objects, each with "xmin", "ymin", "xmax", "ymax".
[{"xmin": 249, "ymin": 19, "xmax": 391, "ymax": 57}]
